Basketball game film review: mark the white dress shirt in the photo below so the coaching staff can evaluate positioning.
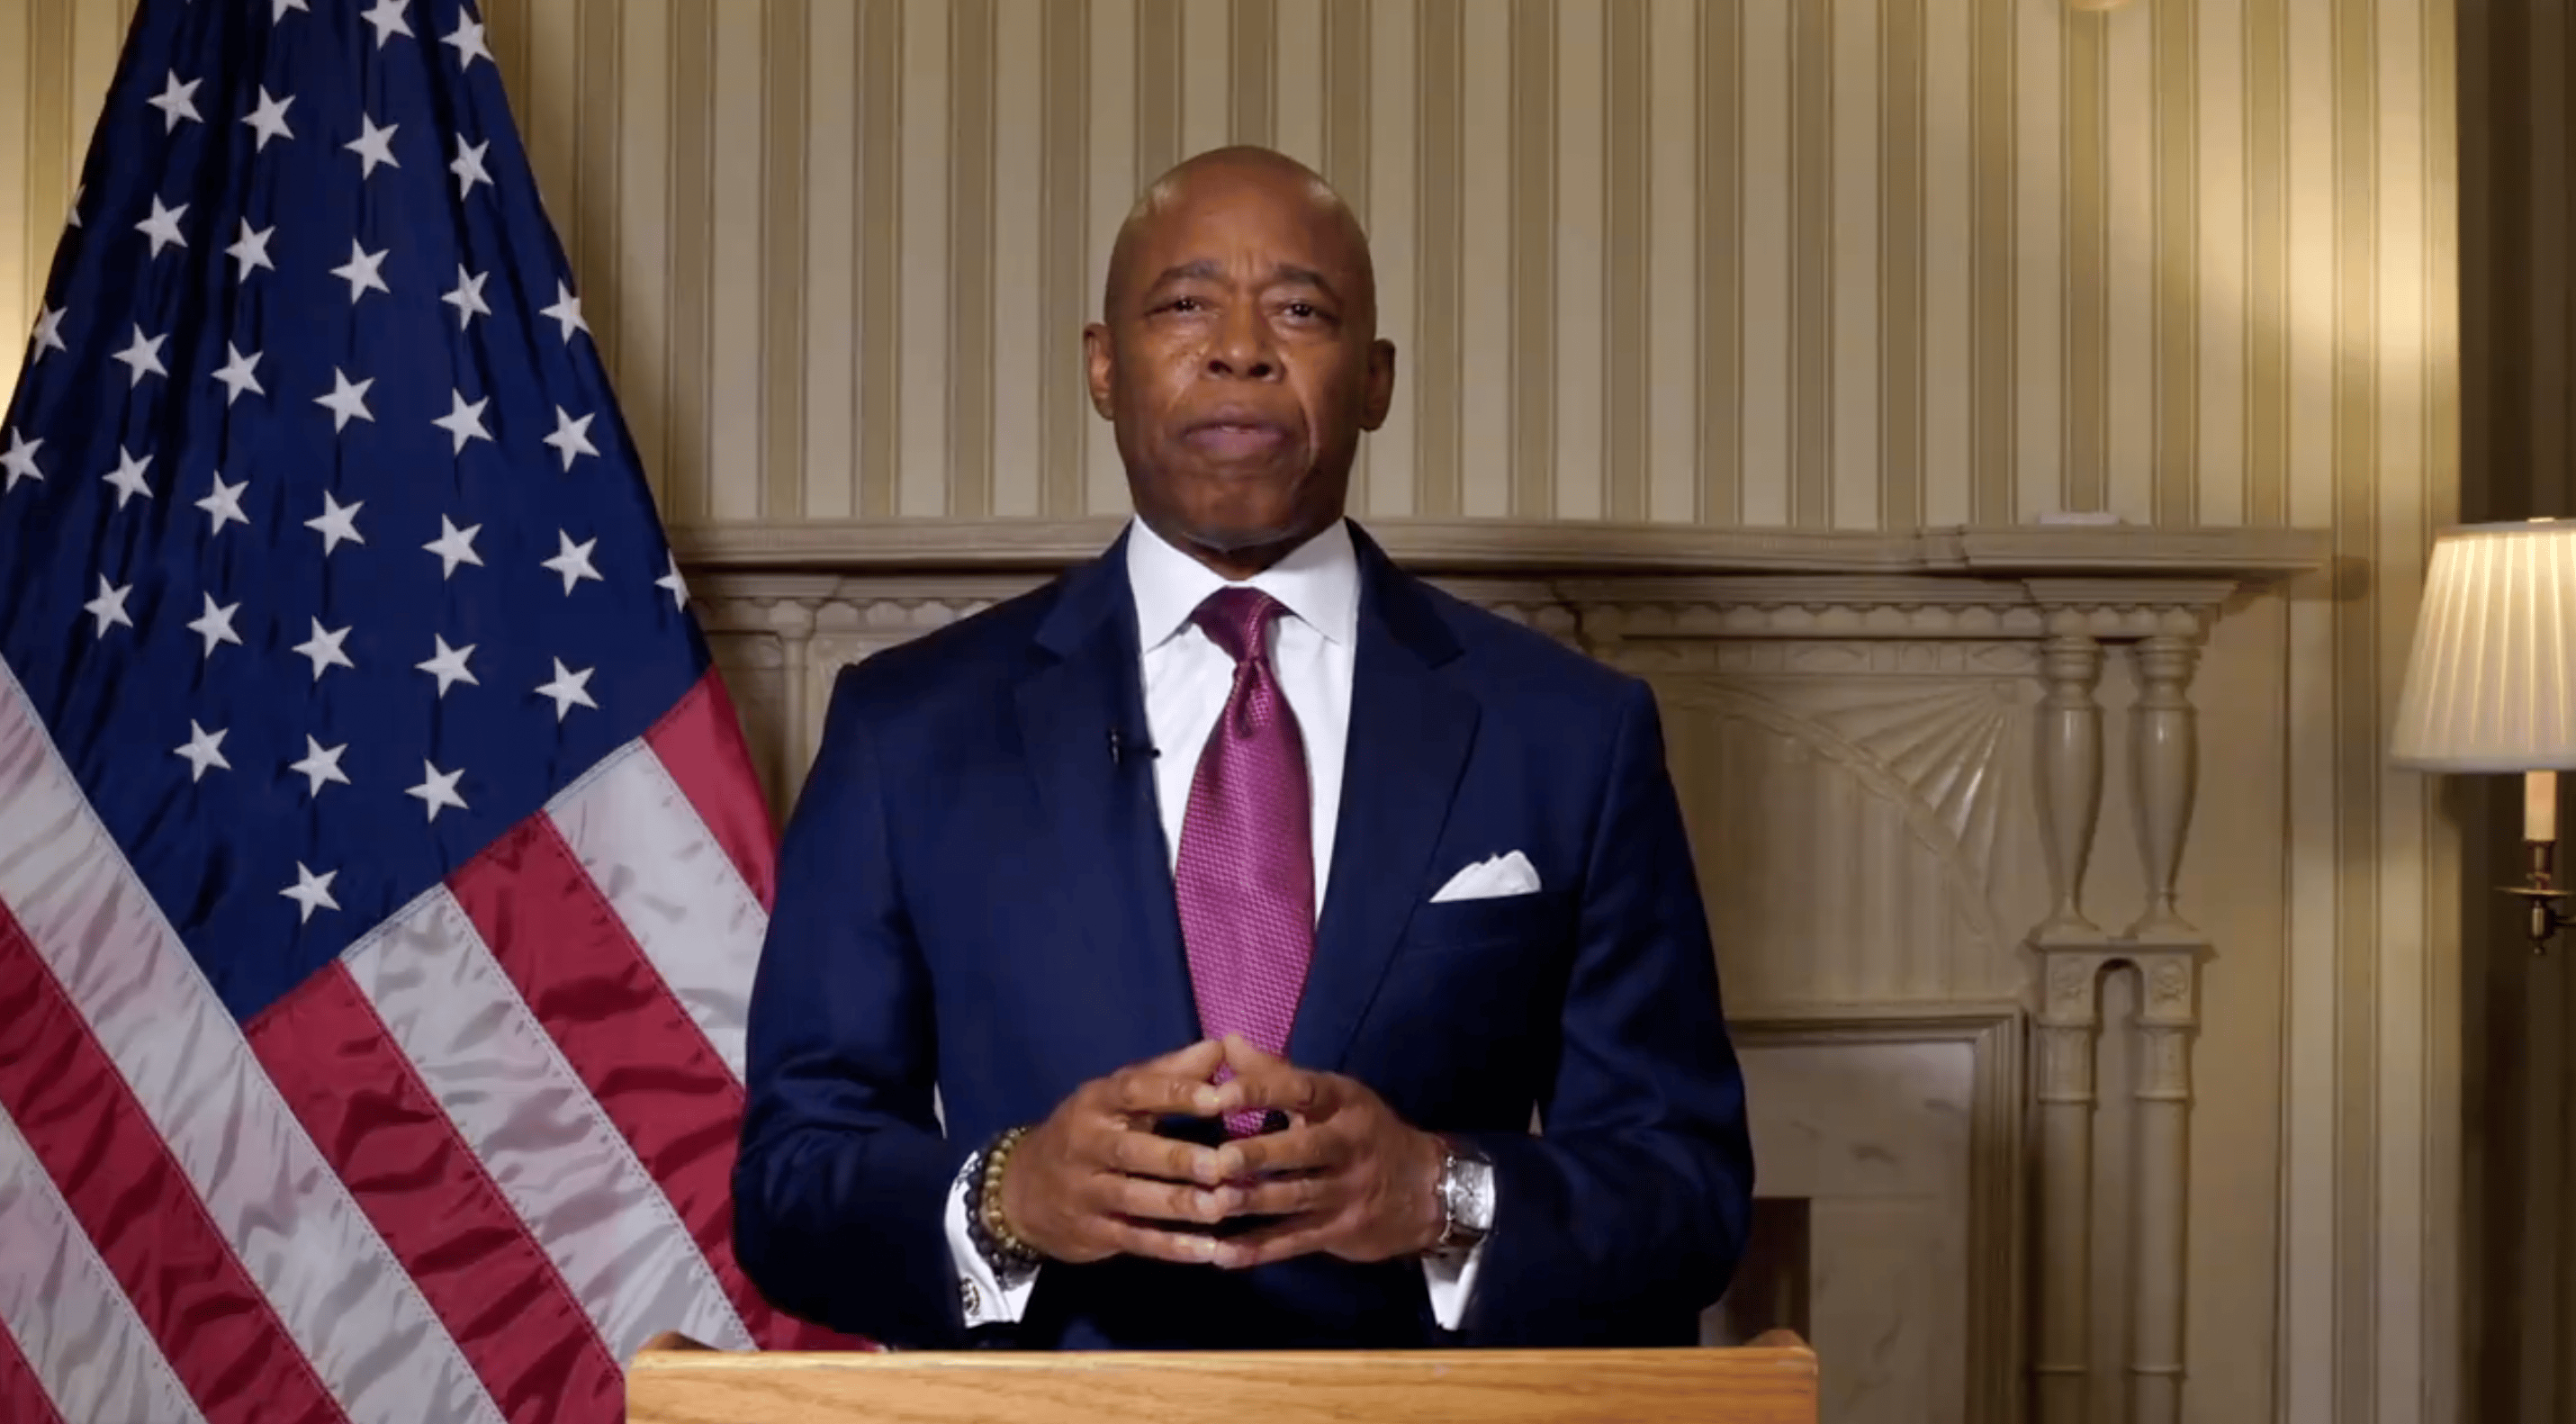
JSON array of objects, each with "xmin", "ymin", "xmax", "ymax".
[{"xmin": 946, "ymin": 516, "xmax": 1488, "ymax": 1330}]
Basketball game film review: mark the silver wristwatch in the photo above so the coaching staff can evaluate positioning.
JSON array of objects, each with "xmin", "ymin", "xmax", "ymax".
[{"xmin": 1431, "ymin": 1137, "xmax": 1495, "ymax": 1255}]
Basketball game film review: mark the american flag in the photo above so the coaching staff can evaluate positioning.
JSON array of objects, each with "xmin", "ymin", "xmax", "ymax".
[{"xmin": 0, "ymin": 3, "xmax": 863, "ymax": 1421}]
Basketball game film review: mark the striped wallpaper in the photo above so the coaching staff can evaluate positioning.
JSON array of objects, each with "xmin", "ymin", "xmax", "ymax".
[
  {"xmin": 2, "ymin": 0, "xmax": 2453, "ymax": 540},
  {"xmin": 0, "ymin": 3, "xmax": 2464, "ymax": 1423}
]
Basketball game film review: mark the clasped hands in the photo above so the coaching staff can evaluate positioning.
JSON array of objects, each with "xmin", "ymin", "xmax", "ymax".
[{"xmin": 995, "ymin": 1035, "xmax": 1446, "ymax": 1270}]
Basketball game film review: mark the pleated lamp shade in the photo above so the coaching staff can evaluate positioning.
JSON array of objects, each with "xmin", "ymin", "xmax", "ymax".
[{"xmin": 2391, "ymin": 519, "xmax": 2576, "ymax": 771}]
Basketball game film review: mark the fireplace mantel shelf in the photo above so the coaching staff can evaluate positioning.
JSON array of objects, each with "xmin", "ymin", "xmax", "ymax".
[{"xmin": 668, "ymin": 518, "xmax": 2331, "ymax": 581}]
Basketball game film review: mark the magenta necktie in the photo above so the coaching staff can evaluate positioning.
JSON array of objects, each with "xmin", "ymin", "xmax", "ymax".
[{"xmin": 1171, "ymin": 587, "xmax": 1316, "ymax": 1138}]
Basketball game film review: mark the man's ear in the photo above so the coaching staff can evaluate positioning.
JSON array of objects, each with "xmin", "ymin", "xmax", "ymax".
[
  {"xmin": 1084, "ymin": 322, "xmax": 1116, "ymax": 419},
  {"xmin": 1360, "ymin": 338, "xmax": 1397, "ymax": 432}
]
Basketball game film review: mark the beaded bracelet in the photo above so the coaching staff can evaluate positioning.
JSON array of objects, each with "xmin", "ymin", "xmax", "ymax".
[{"xmin": 966, "ymin": 1125, "xmax": 1043, "ymax": 1276}]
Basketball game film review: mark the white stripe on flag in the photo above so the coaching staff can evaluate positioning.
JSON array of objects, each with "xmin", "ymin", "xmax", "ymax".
[
  {"xmin": 343, "ymin": 886, "xmax": 756, "ymax": 1360},
  {"xmin": 0, "ymin": 665, "xmax": 506, "ymax": 1424},
  {"xmin": 548, "ymin": 741, "xmax": 768, "ymax": 1080},
  {"xmin": 0, "ymin": 1111, "xmax": 206, "ymax": 1424}
]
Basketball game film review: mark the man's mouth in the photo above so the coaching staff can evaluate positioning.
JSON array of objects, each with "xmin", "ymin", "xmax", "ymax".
[{"xmin": 1182, "ymin": 419, "xmax": 1291, "ymax": 459}]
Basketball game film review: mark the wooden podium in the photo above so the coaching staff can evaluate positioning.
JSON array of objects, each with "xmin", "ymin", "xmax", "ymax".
[{"xmin": 626, "ymin": 1329, "xmax": 1817, "ymax": 1423}]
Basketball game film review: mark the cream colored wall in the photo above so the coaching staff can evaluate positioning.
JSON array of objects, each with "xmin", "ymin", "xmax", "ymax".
[{"xmin": 0, "ymin": 1, "xmax": 2463, "ymax": 1420}]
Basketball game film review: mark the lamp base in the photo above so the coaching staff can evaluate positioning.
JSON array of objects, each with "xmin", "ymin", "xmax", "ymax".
[{"xmin": 2501, "ymin": 839, "xmax": 2574, "ymax": 952}]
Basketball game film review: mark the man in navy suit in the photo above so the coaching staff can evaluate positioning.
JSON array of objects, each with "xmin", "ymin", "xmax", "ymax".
[{"xmin": 733, "ymin": 145, "xmax": 1753, "ymax": 1351}]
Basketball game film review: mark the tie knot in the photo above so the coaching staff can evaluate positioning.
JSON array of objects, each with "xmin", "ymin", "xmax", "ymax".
[{"xmin": 1191, "ymin": 586, "xmax": 1285, "ymax": 664}]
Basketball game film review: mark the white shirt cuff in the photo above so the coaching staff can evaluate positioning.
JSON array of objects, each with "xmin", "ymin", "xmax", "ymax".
[
  {"xmin": 1422, "ymin": 1236, "xmax": 1485, "ymax": 1331},
  {"xmin": 947, "ymin": 1158, "xmax": 1039, "ymax": 1327}
]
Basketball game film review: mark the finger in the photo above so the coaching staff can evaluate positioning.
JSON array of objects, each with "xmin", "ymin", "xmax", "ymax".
[
  {"xmin": 1224, "ymin": 1171, "xmax": 1338, "ymax": 1220},
  {"xmin": 1218, "ymin": 1119, "xmax": 1350, "ymax": 1179},
  {"xmin": 1101, "ymin": 1171, "xmax": 1233, "ymax": 1226},
  {"xmin": 1211, "ymin": 1216, "xmax": 1338, "ymax": 1270},
  {"xmin": 1103, "ymin": 1058, "xmax": 1229, "ymax": 1120},
  {"xmin": 1103, "ymin": 1218, "xmax": 1226, "ymax": 1266},
  {"xmin": 1213, "ymin": 1045, "xmax": 1330, "ymax": 1119},
  {"xmin": 1100, "ymin": 1124, "xmax": 1228, "ymax": 1185}
]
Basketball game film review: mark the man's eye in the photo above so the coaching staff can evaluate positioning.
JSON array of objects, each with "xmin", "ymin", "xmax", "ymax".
[{"xmin": 1285, "ymin": 302, "xmax": 1319, "ymax": 319}]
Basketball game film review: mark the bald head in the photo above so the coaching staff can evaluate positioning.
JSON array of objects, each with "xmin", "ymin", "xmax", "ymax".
[
  {"xmin": 1103, "ymin": 147, "xmax": 1376, "ymax": 329},
  {"xmin": 1083, "ymin": 144, "xmax": 1397, "ymax": 578}
]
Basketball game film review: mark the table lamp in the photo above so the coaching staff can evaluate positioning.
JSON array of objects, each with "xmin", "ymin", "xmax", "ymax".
[{"xmin": 2391, "ymin": 518, "xmax": 2576, "ymax": 951}]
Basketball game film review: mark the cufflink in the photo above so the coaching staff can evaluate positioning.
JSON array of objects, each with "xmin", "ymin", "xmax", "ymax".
[{"xmin": 960, "ymin": 1278, "xmax": 983, "ymax": 1315}]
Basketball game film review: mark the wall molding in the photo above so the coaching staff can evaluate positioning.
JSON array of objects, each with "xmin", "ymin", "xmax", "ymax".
[{"xmin": 669, "ymin": 518, "xmax": 2333, "ymax": 581}]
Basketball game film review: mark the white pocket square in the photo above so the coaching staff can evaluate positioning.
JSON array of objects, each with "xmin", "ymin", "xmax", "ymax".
[{"xmin": 1429, "ymin": 850, "xmax": 1543, "ymax": 903}]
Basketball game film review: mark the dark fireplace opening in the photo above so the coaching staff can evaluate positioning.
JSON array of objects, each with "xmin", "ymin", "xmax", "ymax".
[{"xmin": 1702, "ymin": 1196, "xmax": 1810, "ymax": 1346}]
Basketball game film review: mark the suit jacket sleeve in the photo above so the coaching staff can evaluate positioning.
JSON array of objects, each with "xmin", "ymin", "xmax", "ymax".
[
  {"xmin": 733, "ymin": 666, "xmax": 974, "ymax": 1347},
  {"xmin": 1452, "ymin": 678, "xmax": 1756, "ymax": 1345}
]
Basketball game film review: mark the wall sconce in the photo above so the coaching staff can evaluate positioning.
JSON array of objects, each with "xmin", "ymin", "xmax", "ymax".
[{"xmin": 2391, "ymin": 518, "xmax": 2576, "ymax": 951}]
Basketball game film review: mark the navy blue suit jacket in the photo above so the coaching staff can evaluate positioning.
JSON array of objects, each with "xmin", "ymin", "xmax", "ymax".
[{"xmin": 733, "ymin": 523, "xmax": 1754, "ymax": 1350}]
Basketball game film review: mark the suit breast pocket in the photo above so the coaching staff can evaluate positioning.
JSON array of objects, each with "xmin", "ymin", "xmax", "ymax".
[{"xmin": 1402, "ymin": 888, "xmax": 1577, "ymax": 954}]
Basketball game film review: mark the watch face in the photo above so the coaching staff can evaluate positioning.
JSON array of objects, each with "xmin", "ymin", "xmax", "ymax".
[{"xmin": 1448, "ymin": 1158, "xmax": 1496, "ymax": 1233}]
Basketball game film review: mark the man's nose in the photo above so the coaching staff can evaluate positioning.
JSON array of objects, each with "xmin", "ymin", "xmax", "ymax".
[{"xmin": 1203, "ymin": 303, "xmax": 1280, "ymax": 380}]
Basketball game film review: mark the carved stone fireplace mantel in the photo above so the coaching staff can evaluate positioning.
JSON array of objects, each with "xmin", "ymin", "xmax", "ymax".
[{"xmin": 675, "ymin": 519, "xmax": 2328, "ymax": 1424}]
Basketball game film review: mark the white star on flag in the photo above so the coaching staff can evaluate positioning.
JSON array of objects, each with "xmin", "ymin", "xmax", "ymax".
[
  {"xmin": 539, "ymin": 280, "xmax": 588, "ymax": 342},
  {"xmin": 280, "ymin": 862, "xmax": 339, "ymax": 924},
  {"xmin": 306, "ymin": 491, "xmax": 365, "ymax": 554},
  {"xmin": 424, "ymin": 516, "xmax": 484, "ymax": 578},
  {"xmin": 83, "ymin": 575, "xmax": 132, "ymax": 635},
  {"xmin": 346, "ymin": 113, "xmax": 401, "ymax": 177},
  {"xmin": 289, "ymin": 736, "xmax": 351, "ymax": 798},
  {"xmin": 434, "ymin": 392, "xmax": 493, "ymax": 455},
  {"xmin": 29, "ymin": 304, "xmax": 66, "ymax": 363},
  {"xmin": 243, "ymin": 86, "xmax": 295, "ymax": 149},
  {"xmin": 174, "ymin": 720, "xmax": 230, "ymax": 781},
  {"xmin": 102, "ymin": 447, "xmax": 153, "ymax": 509},
  {"xmin": 445, "ymin": 13, "xmax": 492, "ymax": 69},
  {"xmin": 331, "ymin": 239, "xmax": 392, "ymax": 303},
  {"xmin": 542, "ymin": 532, "xmax": 603, "ymax": 594},
  {"xmin": 361, "ymin": 0, "xmax": 414, "ymax": 48},
  {"xmin": 315, "ymin": 368, "xmax": 375, "ymax": 430},
  {"xmin": 293, "ymin": 617, "xmax": 356, "ymax": 680},
  {"xmin": 0, "ymin": 429, "xmax": 42, "ymax": 491},
  {"xmin": 112, "ymin": 327, "xmax": 168, "ymax": 387},
  {"xmin": 212, "ymin": 343, "xmax": 266, "ymax": 404},
  {"xmin": 545, "ymin": 407, "xmax": 598, "ymax": 470},
  {"xmin": 135, "ymin": 196, "xmax": 189, "ymax": 257},
  {"xmin": 197, "ymin": 473, "xmax": 249, "ymax": 534},
  {"xmin": 443, "ymin": 266, "xmax": 491, "ymax": 328},
  {"xmin": 416, "ymin": 634, "xmax": 479, "ymax": 696},
  {"xmin": 187, "ymin": 594, "xmax": 244, "ymax": 658},
  {"xmin": 147, "ymin": 70, "xmax": 201, "ymax": 131},
  {"xmin": 407, "ymin": 760, "xmax": 468, "ymax": 822},
  {"xmin": 229, "ymin": 219, "xmax": 276, "ymax": 276},
  {"xmin": 451, "ymin": 138, "xmax": 492, "ymax": 199},
  {"xmin": 536, "ymin": 659, "xmax": 599, "ymax": 722}
]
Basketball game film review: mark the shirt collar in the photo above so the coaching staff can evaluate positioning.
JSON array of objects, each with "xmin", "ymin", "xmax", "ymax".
[{"xmin": 1125, "ymin": 514, "xmax": 1360, "ymax": 653}]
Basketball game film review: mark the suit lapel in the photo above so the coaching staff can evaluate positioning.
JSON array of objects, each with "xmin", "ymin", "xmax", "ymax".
[
  {"xmin": 1289, "ymin": 531, "xmax": 1480, "ymax": 1072},
  {"xmin": 1013, "ymin": 541, "xmax": 1202, "ymax": 1068}
]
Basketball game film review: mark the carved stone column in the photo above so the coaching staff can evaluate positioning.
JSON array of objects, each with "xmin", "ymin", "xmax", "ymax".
[
  {"xmin": 2031, "ymin": 949, "xmax": 2105, "ymax": 1424},
  {"xmin": 2127, "ymin": 947, "xmax": 2203, "ymax": 1424},
  {"xmin": 2126, "ymin": 613, "xmax": 2205, "ymax": 940},
  {"xmin": 2035, "ymin": 615, "xmax": 2108, "ymax": 942}
]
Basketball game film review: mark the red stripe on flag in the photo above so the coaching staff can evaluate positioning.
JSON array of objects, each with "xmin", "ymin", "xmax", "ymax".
[
  {"xmin": 644, "ymin": 672, "xmax": 779, "ymax": 909},
  {"xmin": 0, "ymin": 1315, "xmax": 67, "ymax": 1424},
  {"xmin": 0, "ymin": 902, "xmax": 347, "ymax": 1424},
  {"xmin": 447, "ymin": 819, "xmax": 863, "ymax": 1350},
  {"xmin": 244, "ymin": 962, "xmax": 626, "ymax": 1424}
]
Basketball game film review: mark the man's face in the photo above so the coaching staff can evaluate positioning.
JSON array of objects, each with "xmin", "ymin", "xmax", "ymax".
[{"xmin": 1086, "ymin": 163, "xmax": 1396, "ymax": 570}]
